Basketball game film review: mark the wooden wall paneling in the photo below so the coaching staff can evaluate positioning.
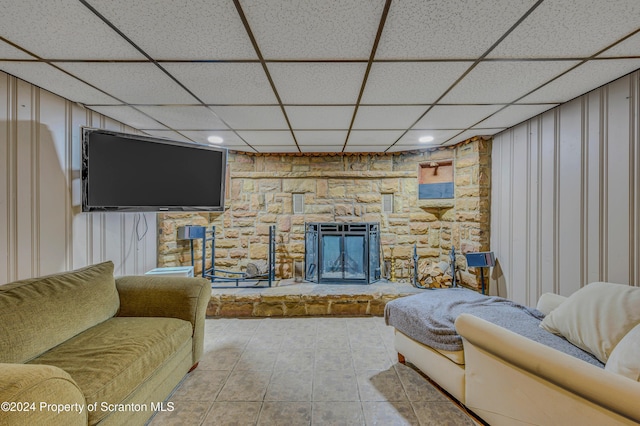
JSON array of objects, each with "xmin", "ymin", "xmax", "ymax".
[
  {"xmin": 585, "ymin": 89, "xmax": 603, "ymax": 284},
  {"xmin": 144, "ymin": 212, "xmax": 156, "ymax": 273},
  {"xmin": 492, "ymin": 71, "xmax": 640, "ymax": 304},
  {"xmin": 634, "ymin": 72, "xmax": 640, "ymax": 287},
  {"xmin": 37, "ymin": 90, "xmax": 69, "ymax": 276},
  {"xmin": 103, "ymin": 216, "xmax": 124, "ymax": 273},
  {"xmin": 558, "ymin": 98, "xmax": 584, "ymax": 296},
  {"xmin": 122, "ymin": 213, "xmax": 137, "ymax": 276},
  {"xmin": 88, "ymin": 110, "xmax": 105, "ymax": 265},
  {"xmin": 64, "ymin": 100, "xmax": 73, "ymax": 272},
  {"xmin": 1, "ymin": 73, "xmax": 12, "ymax": 283},
  {"xmin": 511, "ymin": 123, "xmax": 529, "ymax": 304},
  {"xmin": 71, "ymin": 102, "xmax": 89, "ymax": 269},
  {"xmin": 15, "ymin": 79, "xmax": 35, "ymax": 280},
  {"xmin": 528, "ymin": 119, "xmax": 541, "ymax": 305},
  {"xmin": 498, "ymin": 133, "xmax": 513, "ymax": 297},
  {"xmin": 605, "ymin": 76, "xmax": 632, "ymax": 285},
  {"xmin": 539, "ymin": 110, "xmax": 558, "ymax": 295},
  {"xmin": 0, "ymin": 72, "xmax": 157, "ymax": 285},
  {"xmin": 490, "ymin": 133, "xmax": 504, "ymax": 296}
]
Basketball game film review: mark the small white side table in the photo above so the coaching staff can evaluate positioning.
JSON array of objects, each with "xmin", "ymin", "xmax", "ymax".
[{"xmin": 145, "ymin": 266, "xmax": 194, "ymax": 278}]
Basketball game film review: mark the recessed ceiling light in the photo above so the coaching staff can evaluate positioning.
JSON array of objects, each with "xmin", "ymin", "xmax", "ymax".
[
  {"xmin": 419, "ymin": 136, "xmax": 435, "ymax": 143},
  {"xmin": 207, "ymin": 135, "xmax": 224, "ymax": 144}
]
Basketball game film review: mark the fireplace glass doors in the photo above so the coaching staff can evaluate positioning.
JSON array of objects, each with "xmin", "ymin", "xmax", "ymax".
[{"xmin": 305, "ymin": 222, "xmax": 380, "ymax": 284}]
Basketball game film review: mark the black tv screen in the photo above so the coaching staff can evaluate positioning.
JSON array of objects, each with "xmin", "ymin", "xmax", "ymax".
[{"xmin": 82, "ymin": 128, "xmax": 227, "ymax": 212}]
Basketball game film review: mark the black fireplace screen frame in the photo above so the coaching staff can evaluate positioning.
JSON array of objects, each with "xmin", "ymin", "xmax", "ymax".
[{"xmin": 305, "ymin": 222, "xmax": 381, "ymax": 284}]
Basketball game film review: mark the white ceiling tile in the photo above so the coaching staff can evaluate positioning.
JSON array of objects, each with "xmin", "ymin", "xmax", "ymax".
[
  {"xmin": 57, "ymin": 63, "xmax": 195, "ymax": 104},
  {"xmin": 224, "ymin": 145, "xmax": 256, "ymax": 153},
  {"xmin": 441, "ymin": 61, "xmax": 579, "ymax": 104},
  {"xmin": 377, "ymin": 0, "xmax": 536, "ymax": 59},
  {"xmin": 489, "ymin": 0, "xmax": 640, "ymax": 58},
  {"xmin": 300, "ymin": 145, "xmax": 346, "ymax": 153},
  {"xmin": 88, "ymin": 106, "xmax": 168, "ymax": 130},
  {"xmin": 136, "ymin": 106, "xmax": 228, "ymax": 130},
  {"xmin": 386, "ymin": 145, "xmax": 430, "ymax": 153},
  {"xmin": 296, "ymin": 131, "xmax": 348, "ymax": 146},
  {"xmin": 414, "ymin": 105, "xmax": 504, "ymax": 129},
  {"xmin": 478, "ymin": 104, "xmax": 556, "ymax": 128},
  {"xmin": 1, "ymin": 0, "xmax": 144, "ymax": 59},
  {"xmin": 236, "ymin": 130, "xmax": 296, "ymax": 146},
  {"xmin": 163, "ymin": 63, "xmax": 277, "ymax": 104},
  {"xmin": 179, "ymin": 130, "xmax": 246, "ymax": 146},
  {"xmin": 343, "ymin": 145, "xmax": 388, "ymax": 153},
  {"xmin": 240, "ymin": 0, "xmax": 384, "ymax": 60},
  {"xmin": 396, "ymin": 130, "xmax": 461, "ymax": 146},
  {"xmin": 268, "ymin": 63, "xmax": 366, "ymax": 104},
  {"xmin": 353, "ymin": 106, "xmax": 427, "ymax": 129},
  {"xmin": 252, "ymin": 145, "xmax": 301, "ymax": 153},
  {"xmin": 0, "ymin": 62, "xmax": 120, "ymax": 104},
  {"xmin": 520, "ymin": 59, "xmax": 640, "ymax": 104},
  {"xmin": 361, "ymin": 62, "xmax": 471, "ymax": 104},
  {"xmin": 2, "ymin": 1, "xmax": 638, "ymax": 155},
  {"xmin": 445, "ymin": 129, "xmax": 506, "ymax": 146},
  {"xmin": 599, "ymin": 32, "xmax": 640, "ymax": 58},
  {"xmin": 86, "ymin": 0, "xmax": 257, "ymax": 60},
  {"xmin": 347, "ymin": 130, "xmax": 405, "ymax": 145},
  {"xmin": 285, "ymin": 106, "xmax": 354, "ymax": 129},
  {"xmin": 0, "ymin": 41, "xmax": 34, "ymax": 59},
  {"xmin": 141, "ymin": 130, "xmax": 193, "ymax": 143},
  {"xmin": 210, "ymin": 106, "xmax": 287, "ymax": 129}
]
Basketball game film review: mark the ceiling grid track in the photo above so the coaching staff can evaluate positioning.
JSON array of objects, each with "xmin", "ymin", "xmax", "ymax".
[
  {"xmin": 77, "ymin": 0, "xmax": 259, "ymax": 152},
  {"xmin": 0, "ymin": 36, "xmax": 181, "ymax": 136},
  {"xmin": 1, "ymin": 1, "xmax": 639, "ymax": 152},
  {"xmin": 233, "ymin": 0, "xmax": 301, "ymax": 152},
  {"xmin": 341, "ymin": 0, "xmax": 393, "ymax": 152},
  {"xmin": 455, "ymin": 27, "xmax": 640, "ymax": 146},
  {"xmin": 384, "ymin": 0, "xmax": 546, "ymax": 152}
]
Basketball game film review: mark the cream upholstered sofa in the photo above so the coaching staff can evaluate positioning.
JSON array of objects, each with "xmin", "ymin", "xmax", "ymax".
[
  {"xmin": 0, "ymin": 261, "xmax": 211, "ymax": 426},
  {"xmin": 392, "ymin": 283, "xmax": 640, "ymax": 425}
]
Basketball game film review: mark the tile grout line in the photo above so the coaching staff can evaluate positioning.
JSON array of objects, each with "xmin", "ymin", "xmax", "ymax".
[{"xmin": 155, "ymin": 317, "xmax": 478, "ymax": 425}]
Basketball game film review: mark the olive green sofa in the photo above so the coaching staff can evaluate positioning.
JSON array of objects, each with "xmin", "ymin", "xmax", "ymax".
[{"xmin": 0, "ymin": 261, "xmax": 211, "ymax": 426}]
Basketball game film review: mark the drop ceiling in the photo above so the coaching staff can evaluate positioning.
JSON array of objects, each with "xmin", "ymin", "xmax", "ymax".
[{"xmin": 1, "ymin": 0, "xmax": 639, "ymax": 153}]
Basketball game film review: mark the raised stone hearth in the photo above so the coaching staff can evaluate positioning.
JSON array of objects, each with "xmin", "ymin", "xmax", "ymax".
[{"xmin": 206, "ymin": 280, "xmax": 423, "ymax": 318}]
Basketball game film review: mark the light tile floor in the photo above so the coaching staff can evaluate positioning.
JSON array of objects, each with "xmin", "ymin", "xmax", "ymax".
[{"xmin": 149, "ymin": 317, "xmax": 478, "ymax": 426}]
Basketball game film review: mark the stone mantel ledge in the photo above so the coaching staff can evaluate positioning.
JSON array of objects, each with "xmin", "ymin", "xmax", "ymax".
[
  {"xmin": 417, "ymin": 199, "xmax": 455, "ymax": 210},
  {"xmin": 230, "ymin": 171, "xmax": 417, "ymax": 179}
]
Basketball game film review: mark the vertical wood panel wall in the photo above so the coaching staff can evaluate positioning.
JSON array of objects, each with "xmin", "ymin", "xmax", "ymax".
[
  {"xmin": 1, "ymin": 71, "xmax": 157, "ymax": 285},
  {"xmin": 491, "ymin": 70, "xmax": 640, "ymax": 305}
]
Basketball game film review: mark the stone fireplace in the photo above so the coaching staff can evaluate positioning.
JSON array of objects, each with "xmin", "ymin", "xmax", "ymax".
[
  {"xmin": 157, "ymin": 137, "xmax": 492, "ymax": 291},
  {"xmin": 304, "ymin": 222, "xmax": 380, "ymax": 284}
]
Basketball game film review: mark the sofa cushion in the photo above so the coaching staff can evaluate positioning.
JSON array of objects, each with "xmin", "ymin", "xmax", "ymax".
[
  {"xmin": 28, "ymin": 316, "xmax": 192, "ymax": 425},
  {"xmin": 0, "ymin": 262, "xmax": 119, "ymax": 363},
  {"xmin": 540, "ymin": 282, "xmax": 640, "ymax": 363},
  {"xmin": 605, "ymin": 323, "xmax": 640, "ymax": 381}
]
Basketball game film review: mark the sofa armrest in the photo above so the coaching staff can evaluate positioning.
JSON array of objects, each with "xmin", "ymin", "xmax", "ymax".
[
  {"xmin": 0, "ymin": 363, "xmax": 86, "ymax": 426},
  {"xmin": 115, "ymin": 275, "xmax": 211, "ymax": 364},
  {"xmin": 455, "ymin": 313, "xmax": 640, "ymax": 423}
]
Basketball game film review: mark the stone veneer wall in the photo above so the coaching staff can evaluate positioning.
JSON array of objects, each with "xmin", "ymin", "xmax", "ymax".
[{"xmin": 157, "ymin": 137, "xmax": 491, "ymax": 289}]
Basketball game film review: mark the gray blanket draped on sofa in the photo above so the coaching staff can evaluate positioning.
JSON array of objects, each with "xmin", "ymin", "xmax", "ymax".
[{"xmin": 384, "ymin": 288, "xmax": 603, "ymax": 367}]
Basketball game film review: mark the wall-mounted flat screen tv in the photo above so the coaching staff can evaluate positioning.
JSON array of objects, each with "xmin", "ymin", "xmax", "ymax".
[{"xmin": 82, "ymin": 128, "xmax": 227, "ymax": 212}]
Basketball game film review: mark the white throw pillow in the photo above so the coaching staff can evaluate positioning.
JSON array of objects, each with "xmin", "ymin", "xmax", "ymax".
[
  {"xmin": 540, "ymin": 282, "xmax": 640, "ymax": 363},
  {"xmin": 605, "ymin": 324, "xmax": 640, "ymax": 381},
  {"xmin": 536, "ymin": 293, "xmax": 568, "ymax": 316}
]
